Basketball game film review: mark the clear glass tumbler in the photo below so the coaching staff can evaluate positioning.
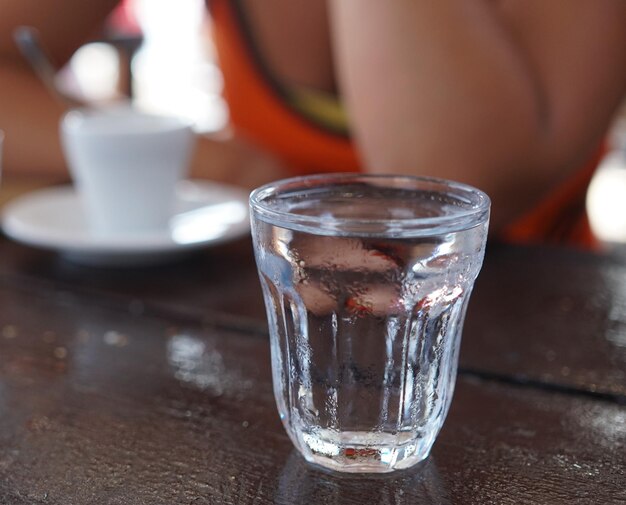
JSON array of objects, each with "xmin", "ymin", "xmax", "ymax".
[{"xmin": 250, "ymin": 174, "xmax": 490, "ymax": 473}]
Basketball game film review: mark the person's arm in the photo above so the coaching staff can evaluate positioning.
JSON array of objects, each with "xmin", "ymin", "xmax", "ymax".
[
  {"xmin": 0, "ymin": 0, "xmax": 119, "ymax": 174},
  {"xmin": 329, "ymin": 0, "xmax": 626, "ymax": 229}
]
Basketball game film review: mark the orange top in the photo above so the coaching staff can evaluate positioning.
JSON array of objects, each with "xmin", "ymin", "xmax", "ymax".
[
  {"xmin": 210, "ymin": 0, "xmax": 359, "ymax": 175},
  {"xmin": 209, "ymin": 0, "xmax": 601, "ymax": 248},
  {"xmin": 502, "ymin": 144, "xmax": 605, "ymax": 249}
]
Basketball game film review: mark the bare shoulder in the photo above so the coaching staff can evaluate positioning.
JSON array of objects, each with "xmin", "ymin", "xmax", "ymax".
[
  {"xmin": 497, "ymin": 0, "xmax": 626, "ymax": 159},
  {"xmin": 239, "ymin": 0, "xmax": 336, "ymax": 92},
  {"xmin": 496, "ymin": 0, "xmax": 626, "ymax": 69}
]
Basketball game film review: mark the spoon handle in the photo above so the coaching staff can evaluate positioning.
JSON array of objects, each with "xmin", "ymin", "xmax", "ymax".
[{"xmin": 13, "ymin": 26, "xmax": 84, "ymax": 109}]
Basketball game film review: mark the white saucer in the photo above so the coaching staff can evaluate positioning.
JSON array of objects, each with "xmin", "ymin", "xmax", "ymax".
[{"xmin": 1, "ymin": 180, "xmax": 251, "ymax": 267}]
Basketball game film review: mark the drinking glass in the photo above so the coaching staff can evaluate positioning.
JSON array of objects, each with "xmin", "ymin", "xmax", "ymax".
[{"xmin": 250, "ymin": 174, "xmax": 490, "ymax": 473}]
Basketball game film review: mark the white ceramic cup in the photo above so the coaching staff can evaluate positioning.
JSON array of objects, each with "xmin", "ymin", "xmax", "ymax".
[{"xmin": 60, "ymin": 104, "xmax": 195, "ymax": 237}]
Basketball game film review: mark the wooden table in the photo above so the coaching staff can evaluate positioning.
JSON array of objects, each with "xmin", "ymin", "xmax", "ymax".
[{"xmin": 0, "ymin": 180, "xmax": 624, "ymax": 504}]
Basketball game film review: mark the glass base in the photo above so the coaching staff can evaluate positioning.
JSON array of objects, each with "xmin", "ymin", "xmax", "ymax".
[{"xmin": 296, "ymin": 429, "xmax": 435, "ymax": 473}]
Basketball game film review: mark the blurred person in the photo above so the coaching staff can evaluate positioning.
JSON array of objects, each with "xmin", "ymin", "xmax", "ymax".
[{"xmin": 2, "ymin": 0, "xmax": 626, "ymax": 245}]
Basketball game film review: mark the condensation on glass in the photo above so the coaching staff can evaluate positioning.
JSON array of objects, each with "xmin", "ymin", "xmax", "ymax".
[{"xmin": 250, "ymin": 174, "xmax": 490, "ymax": 473}]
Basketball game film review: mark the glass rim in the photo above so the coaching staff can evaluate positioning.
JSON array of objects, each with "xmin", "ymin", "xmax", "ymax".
[{"xmin": 249, "ymin": 173, "xmax": 491, "ymax": 236}]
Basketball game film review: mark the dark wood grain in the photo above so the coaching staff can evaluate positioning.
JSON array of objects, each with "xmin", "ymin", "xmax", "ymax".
[
  {"xmin": 0, "ymin": 280, "xmax": 623, "ymax": 505},
  {"xmin": 463, "ymin": 243, "xmax": 626, "ymax": 399},
  {"xmin": 2, "ymin": 237, "xmax": 625, "ymax": 399},
  {"xmin": 0, "ymin": 237, "xmax": 265, "ymax": 330}
]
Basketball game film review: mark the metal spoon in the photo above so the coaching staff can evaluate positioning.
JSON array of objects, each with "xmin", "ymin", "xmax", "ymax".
[{"xmin": 13, "ymin": 26, "xmax": 85, "ymax": 109}]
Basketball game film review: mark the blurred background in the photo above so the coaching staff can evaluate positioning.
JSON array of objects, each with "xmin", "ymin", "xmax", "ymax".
[
  {"xmin": 62, "ymin": 0, "xmax": 227, "ymax": 133},
  {"xmin": 17, "ymin": 0, "xmax": 626, "ymax": 254}
]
